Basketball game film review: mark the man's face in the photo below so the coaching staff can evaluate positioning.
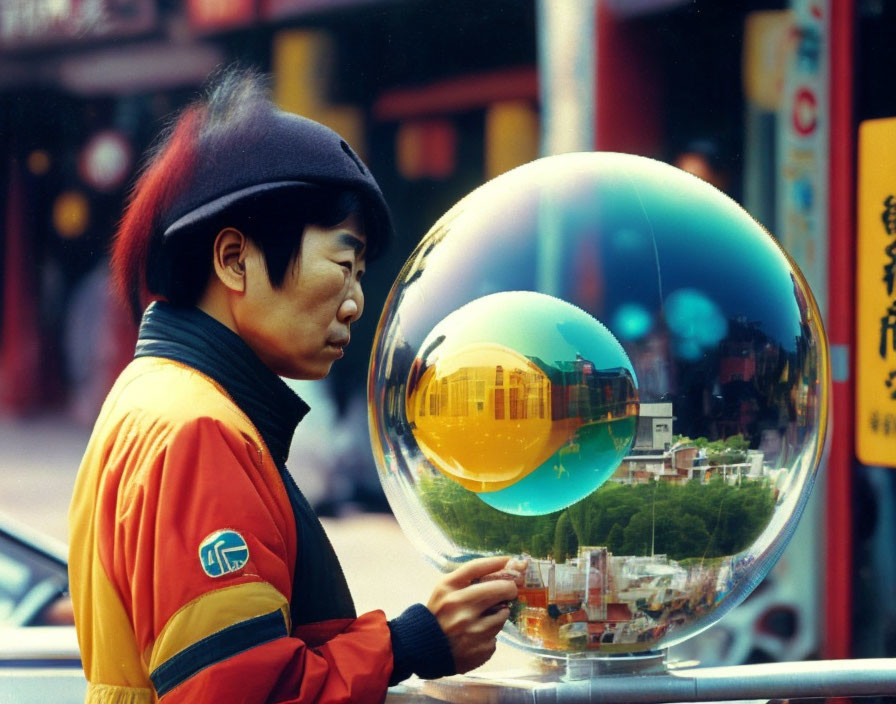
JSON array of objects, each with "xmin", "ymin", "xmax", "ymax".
[{"xmin": 235, "ymin": 212, "xmax": 366, "ymax": 379}]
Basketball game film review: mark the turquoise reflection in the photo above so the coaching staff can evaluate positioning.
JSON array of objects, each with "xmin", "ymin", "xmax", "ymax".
[
  {"xmin": 664, "ymin": 288, "xmax": 729, "ymax": 360},
  {"xmin": 478, "ymin": 414, "xmax": 637, "ymax": 515},
  {"xmin": 612, "ymin": 303, "xmax": 653, "ymax": 341}
]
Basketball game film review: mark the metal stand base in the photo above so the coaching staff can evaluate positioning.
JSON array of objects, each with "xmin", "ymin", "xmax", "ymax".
[{"xmin": 387, "ymin": 657, "xmax": 896, "ymax": 703}]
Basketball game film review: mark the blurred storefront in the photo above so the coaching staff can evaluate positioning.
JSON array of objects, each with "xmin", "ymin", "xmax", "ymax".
[
  {"xmin": 0, "ymin": 0, "xmax": 540, "ymax": 422},
  {"xmin": 0, "ymin": 0, "xmax": 892, "ymax": 674}
]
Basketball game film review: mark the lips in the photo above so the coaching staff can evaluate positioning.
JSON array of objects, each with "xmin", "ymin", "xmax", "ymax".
[
  {"xmin": 327, "ymin": 335, "xmax": 350, "ymax": 349},
  {"xmin": 326, "ymin": 335, "xmax": 350, "ymax": 357}
]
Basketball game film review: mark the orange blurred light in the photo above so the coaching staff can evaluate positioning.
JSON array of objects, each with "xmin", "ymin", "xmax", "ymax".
[{"xmin": 53, "ymin": 191, "xmax": 90, "ymax": 239}]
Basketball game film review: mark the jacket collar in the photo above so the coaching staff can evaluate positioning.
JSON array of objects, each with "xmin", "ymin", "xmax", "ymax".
[{"xmin": 134, "ymin": 301, "xmax": 309, "ymax": 465}]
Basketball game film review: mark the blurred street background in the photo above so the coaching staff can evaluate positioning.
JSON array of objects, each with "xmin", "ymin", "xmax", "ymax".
[{"xmin": 1, "ymin": 0, "xmax": 895, "ymax": 674}]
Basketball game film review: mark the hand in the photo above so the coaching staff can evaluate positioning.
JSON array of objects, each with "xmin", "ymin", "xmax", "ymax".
[{"xmin": 426, "ymin": 556, "xmax": 528, "ymax": 674}]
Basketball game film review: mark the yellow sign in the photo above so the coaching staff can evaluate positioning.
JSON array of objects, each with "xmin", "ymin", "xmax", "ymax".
[
  {"xmin": 856, "ymin": 117, "xmax": 896, "ymax": 467},
  {"xmin": 742, "ymin": 10, "xmax": 793, "ymax": 112}
]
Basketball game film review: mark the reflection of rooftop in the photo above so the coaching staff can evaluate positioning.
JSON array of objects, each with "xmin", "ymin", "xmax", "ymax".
[{"xmin": 514, "ymin": 547, "xmax": 734, "ymax": 652}]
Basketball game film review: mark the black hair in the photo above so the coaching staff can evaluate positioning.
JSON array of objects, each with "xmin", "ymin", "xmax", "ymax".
[
  {"xmin": 149, "ymin": 186, "xmax": 363, "ymax": 309},
  {"xmin": 113, "ymin": 64, "xmax": 390, "ymax": 320}
]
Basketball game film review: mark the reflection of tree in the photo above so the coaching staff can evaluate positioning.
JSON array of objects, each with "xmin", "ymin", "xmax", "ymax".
[
  {"xmin": 553, "ymin": 511, "xmax": 577, "ymax": 563},
  {"xmin": 419, "ymin": 473, "xmax": 775, "ymax": 562},
  {"xmin": 621, "ymin": 507, "xmax": 711, "ymax": 559},
  {"xmin": 675, "ymin": 433, "xmax": 749, "ymax": 466}
]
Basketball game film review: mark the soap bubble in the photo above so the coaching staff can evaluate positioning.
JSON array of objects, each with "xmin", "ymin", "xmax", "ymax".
[
  {"xmin": 406, "ymin": 291, "xmax": 638, "ymax": 515},
  {"xmin": 368, "ymin": 152, "xmax": 829, "ymax": 658}
]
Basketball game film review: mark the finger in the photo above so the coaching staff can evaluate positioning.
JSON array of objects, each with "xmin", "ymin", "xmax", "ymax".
[
  {"xmin": 437, "ymin": 583, "xmax": 515, "ymax": 627},
  {"xmin": 478, "ymin": 568, "xmax": 524, "ymax": 586},
  {"xmin": 452, "ymin": 580, "xmax": 518, "ymax": 613},
  {"xmin": 482, "ymin": 600, "xmax": 512, "ymax": 616},
  {"xmin": 477, "ymin": 605, "xmax": 512, "ymax": 635},
  {"xmin": 444, "ymin": 556, "xmax": 514, "ymax": 588},
  {"xmin": 504, "ymin": 557, "xmax": 529, "ymax": 573},
  {"xmin": 478, "ymin": 557, "xmax": 528, "ymax": 578}
]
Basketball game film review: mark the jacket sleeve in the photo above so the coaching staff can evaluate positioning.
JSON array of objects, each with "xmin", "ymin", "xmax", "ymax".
[{"xmin": 112, "ymin": 414, "xmax": 418, "ymax": 703}]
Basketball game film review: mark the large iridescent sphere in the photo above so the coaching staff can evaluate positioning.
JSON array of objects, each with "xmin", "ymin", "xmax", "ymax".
[{"xmin": 368, "ymin": 152, "xmax": 829, "ymax": 658}]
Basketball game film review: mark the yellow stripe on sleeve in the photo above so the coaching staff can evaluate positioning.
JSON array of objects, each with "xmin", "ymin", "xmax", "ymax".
[{"xmin": 149, "ymin": 581, "xmax": 290, "ymax": 674}]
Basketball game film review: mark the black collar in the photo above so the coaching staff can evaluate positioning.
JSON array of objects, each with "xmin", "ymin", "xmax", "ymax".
[{"xmin": 134, "ymin": 301, "xmax": 309, "ymax": 466}]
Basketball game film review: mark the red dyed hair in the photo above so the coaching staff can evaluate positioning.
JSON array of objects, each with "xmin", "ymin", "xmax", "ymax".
[
  {"xmin": 110, "ymin": 66, "xmax": 383, "ymax": 322},
  {"xmin": 111, "ymin": 105, "xmax": 204, "ymax": 321}
]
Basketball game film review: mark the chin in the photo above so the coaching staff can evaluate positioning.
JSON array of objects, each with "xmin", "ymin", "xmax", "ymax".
[{"xmin": 280, "ymin": 364, "xmax": 332, "ymax": 381}]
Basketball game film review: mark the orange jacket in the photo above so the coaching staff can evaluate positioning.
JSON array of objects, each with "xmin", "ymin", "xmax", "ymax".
[{"xmin": 69, "ymin": 303, "xmax": 453, "ymax": 704}]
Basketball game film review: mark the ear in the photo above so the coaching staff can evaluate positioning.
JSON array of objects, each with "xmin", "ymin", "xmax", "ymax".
[{"xmin": 211, "ymin": 228, "xmax": 248, "ymax": 293}]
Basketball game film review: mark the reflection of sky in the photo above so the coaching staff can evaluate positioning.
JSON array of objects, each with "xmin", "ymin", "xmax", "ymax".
[
  {"xmin": 391, "ymin": 153, "xmax": 809, "ymax": 359},
  {"xmin": 417, "ymin": 291, "xmax": 635, "ymax": 378},
  {"xmin": 395, "ymin": 181, "xmax": 538, "ymax": 348}
]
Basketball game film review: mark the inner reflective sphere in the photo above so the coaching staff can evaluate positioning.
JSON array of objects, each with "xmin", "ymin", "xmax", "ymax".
[
  {"xmin": 369, "ymin": 152, "xmax": 829, "ymax": 658},
  {"xmin": 407, "ymin": 291, "xmax": 638, "ymax": 515}
]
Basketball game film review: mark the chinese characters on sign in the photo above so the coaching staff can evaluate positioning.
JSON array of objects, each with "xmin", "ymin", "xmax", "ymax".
[
  {"xmin": 877, "ymin": 198, "xmax": 896, "ymax": 407},
  {"xmin": 857, "ymin": 118, "xmax": 896, "ymax": 466},
  {"xmin": 881, "ymin": 300, "xmax": 896, "ymax": 361}
]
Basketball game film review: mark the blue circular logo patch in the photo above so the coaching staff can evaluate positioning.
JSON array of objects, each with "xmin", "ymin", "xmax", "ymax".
[{"xmin": 199, "ymin": 530, "xmax": 249, "ymax": 578}]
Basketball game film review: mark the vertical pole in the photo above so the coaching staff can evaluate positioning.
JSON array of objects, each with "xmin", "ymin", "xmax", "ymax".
[
  {"xmin": 825, "ymin": 0, "xmax": 855, "ymax": 661},
  {"xmin": 535, "ymin": 0, "xmax": 597, "ymax": 297},
  {"xmin": 536, "ymin": 0, "xmax": 597, "ymax": 157}
]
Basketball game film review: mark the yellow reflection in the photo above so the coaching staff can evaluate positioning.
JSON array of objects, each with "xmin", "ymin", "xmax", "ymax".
[
  {"xmin": 407, "ymin": 342, "xmax": 638, "ymax": 493},
  {"xmin": 409, "ymin": 343, "xmax": 562, "ymax": 491}
]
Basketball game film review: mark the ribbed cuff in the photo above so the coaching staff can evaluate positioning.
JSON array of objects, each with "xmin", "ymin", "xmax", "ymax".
[{"xmin": 387, "ymin": 603, "xmax": 455, "ymax": 686}]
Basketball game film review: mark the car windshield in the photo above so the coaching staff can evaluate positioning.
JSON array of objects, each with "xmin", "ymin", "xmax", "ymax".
[{"xmin": 0, "ymin": 521, "xmax": 69, "ymax": 627}]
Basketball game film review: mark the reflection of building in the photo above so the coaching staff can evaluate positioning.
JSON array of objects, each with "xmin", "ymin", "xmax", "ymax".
[
  {"xmin": 408, "ymin": 346, "xmax": 637, "ymax": 426},
  {"xmin": 406, "ymin": 344, "xmax": 638, "ymax": 490},
  {"xmin": 533, "ymin": 355, "xmax": 639, "ymax": 421},
  {"xmin": 612, "ymin": 401, "xmax": 772, "ymax": 486},
  {"xmin": 407, "ymin": 343, "xmax": 550, "ymax": 434},
  {"xmin": 613, "ymin": 403, "xmax": 681, "ymax": 483},
  {"xmin": 613, "ymin": 444, "xmax": 710, "ymax": 485},
  {"xmin": 720, "ymin": 339, "xmax": 757, "ymax": 384},
  {"xmin": 584, "ymin": 547, "xmax": 608, "ymax": 621},
  {"xmin": 632, "ymin": 402, "xmax": 675, "ymax": 451},
  {"xmin": 514, "ymin": 546, "xmax": 734, "ymax": 652}
]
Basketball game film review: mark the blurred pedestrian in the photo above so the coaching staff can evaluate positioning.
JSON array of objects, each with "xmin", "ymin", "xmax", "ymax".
[
  {"xmin": 68, "ymin": 67, "xmax": 524, "ymax": 704},
  {"xmin": 672, "ymin": 137, "xmax": 732, "ymax": 194}
]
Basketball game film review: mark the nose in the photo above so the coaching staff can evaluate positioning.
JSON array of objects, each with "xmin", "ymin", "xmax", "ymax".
[{"xmin": 338, "ymin": 282, "xmax": 364, "ymax": 324}]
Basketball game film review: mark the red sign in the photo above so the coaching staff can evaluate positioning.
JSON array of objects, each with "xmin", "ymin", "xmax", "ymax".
[
  {"xmin": 187, "ymin": 0, "xmax": 256, "ymax": 32},
  {"xmin": 0, "ymin": 0, "xmax": 155, "ymax": 50},
  {"xmin": 791, "ymin": 86, "xmax": 818, "ymax": 136}
]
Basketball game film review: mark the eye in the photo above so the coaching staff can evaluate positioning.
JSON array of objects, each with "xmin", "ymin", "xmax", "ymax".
[{"xmin": 338, "ymin": 261, "xmax": 353, "ymax": 273}]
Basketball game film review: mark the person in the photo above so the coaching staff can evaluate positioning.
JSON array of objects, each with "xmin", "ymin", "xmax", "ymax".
[
  {"xmin": 672, "ymin": 138, "xmax": 732, "ymax": 194},
  {"xmin": 68, "ymin": 68, "xmax": 525, "ymax": 704}
]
